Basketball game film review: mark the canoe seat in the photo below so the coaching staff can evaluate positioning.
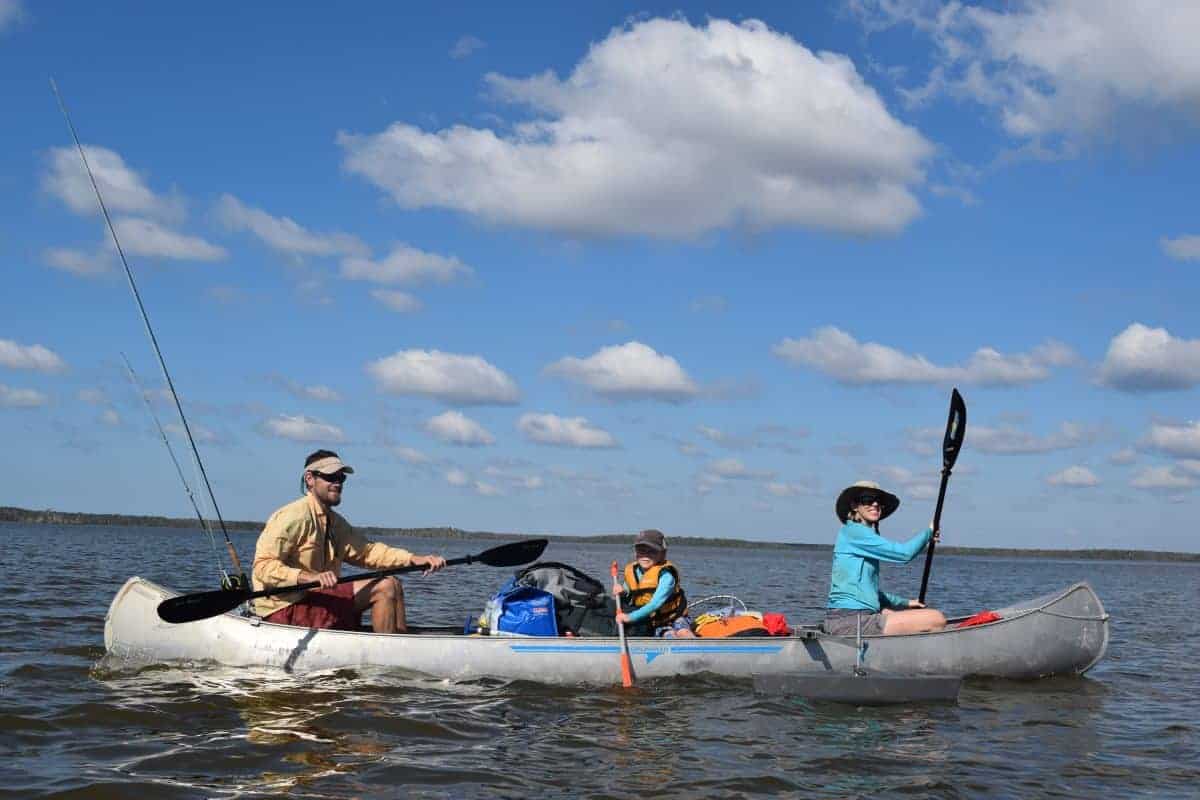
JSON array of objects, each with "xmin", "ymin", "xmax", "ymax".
[{"xmin": 794, "ymin": 625, "xmax": 823, "ymax": 640}]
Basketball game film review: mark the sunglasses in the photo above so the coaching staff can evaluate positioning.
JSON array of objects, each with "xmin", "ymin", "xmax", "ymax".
[
  {"xmin": 855, "ymin": 494, "xmax": 882, "ymax": 508},
  {"xmin": 311, "ymin": 470, "xmax": 348, "ymax": 484}
]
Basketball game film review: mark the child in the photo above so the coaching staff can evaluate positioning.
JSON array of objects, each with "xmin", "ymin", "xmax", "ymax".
[{"xmin": 613, "ymin": 529, "xmax": 695, "ymax": 638}]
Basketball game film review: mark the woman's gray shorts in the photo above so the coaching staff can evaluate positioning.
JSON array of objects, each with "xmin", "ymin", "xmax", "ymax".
[{"xmin": 824, "ymin": 609, "xmax": 885, "ymax": 636}]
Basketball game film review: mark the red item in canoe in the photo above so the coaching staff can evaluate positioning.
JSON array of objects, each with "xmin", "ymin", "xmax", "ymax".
[{"xmin": 957, "ymin": 610, "xmax": 1002, "ymax": 628}]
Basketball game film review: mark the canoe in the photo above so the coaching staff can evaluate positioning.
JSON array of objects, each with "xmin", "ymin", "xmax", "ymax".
[{"xmin": 104, "ymin": 578, "xmax": 1109, "ymax": 685}]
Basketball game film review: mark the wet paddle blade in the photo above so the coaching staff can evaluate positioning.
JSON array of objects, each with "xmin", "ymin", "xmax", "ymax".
[
  {"xmin": 157, "ymin": 587, "xmax": 249, "ymax": 624},
  {"xmin": 476, "ymin": 538, "xmax": 548, "ymax": 568},
  {"xmin": 754, "ymin": 672, "xmax": 961, "ymax": 705},
  {"xmin": 619, "ymin": 651, "xmax": 634, "ymax": 688},
  {"xmin": 943, "ymin": 388, "xmax": 967, "ymax": 471}
]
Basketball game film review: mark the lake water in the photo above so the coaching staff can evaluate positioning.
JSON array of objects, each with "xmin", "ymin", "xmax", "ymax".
[{"xmin": 1, "ymin": 523, "xmax": 1197, "ymax": 799}]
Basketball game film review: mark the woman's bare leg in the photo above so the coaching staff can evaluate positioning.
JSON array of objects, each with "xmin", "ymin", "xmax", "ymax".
[{"xmin": 881, "ymin": 607, "xmax": 947, "ymax": 634}]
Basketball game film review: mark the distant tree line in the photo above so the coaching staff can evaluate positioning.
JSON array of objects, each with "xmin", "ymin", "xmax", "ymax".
[{"xmin": 2, "ymin": 505, "xmax": 1197, "ymax": 562}]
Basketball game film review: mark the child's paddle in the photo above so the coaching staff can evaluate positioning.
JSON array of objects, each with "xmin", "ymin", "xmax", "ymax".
[{"xmin": 611, "ymin": 561, "xmax": 634, "ymax": 688}]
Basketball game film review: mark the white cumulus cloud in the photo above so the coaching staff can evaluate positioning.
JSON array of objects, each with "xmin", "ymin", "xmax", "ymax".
[
  {"xmin": 341, "ymin": 244, "xmax": 472, "ymax": 285},
  {"xmin": 113, "ymin": 217, "xmax": 226, "ymax": 261},
  {"xmin": 370, "ymin": 289, "xmax": 423, "ymax": 313},
  {"xmin": 214, "ymin": 194, "xmax": 368, "ymax": 258},
  {"xmin": 1, "ymin": 1, "xmax": 24, "ymax": 33},
  {"xmin": 1162, "ymin": 235, "xmax": 1200, "ymax": 261},
  {"xmin": 971, "ymin": 422, "xmax": 1098, "ymax": 455},
  {"xmin": 43, "ymin": 145, "xmax": 184, "ymax": 220},
  {"xmin": 261, "ymin": 414, "xmax": 345, "ymax": 443},
  {"xmin": 858, "ymin": 0, "xmax": 1200, "ymax": 148},
  {"xmin": 517, "ymin": 413, "xmax": 618, "ymax": 449},
  {"xmin": 272, "ymin": 376, "xmax": 342, "ymax": 402},
  {"xmin": 706, "ymin": 458, "xmax": 775, "ymax": 481},
  {"xmin": 340, "ymin": 17, "xmax": 932, "ymax": 239},
  {"xmin": 302, "ymin": 385, "xmax": 339, "ymax": 402},
  {"xmin": 545, "ymin": 341, "xmax": 698, "ymax": 402},
  {"xmin": 1130, "ymin": 465, "xmax": 1197, "ymax": 492},
  {"xmin": 0, "ymin": 384, "xmax": 48, "ymax": 407},
  {"xmin": 773, "ymin": 326, "xmax": 1075, "ymax": 386},
  {"xmin": 1140, "ymin": 421, "xmax": 1200, "ymax": 459},
  {"xmin": 43, "ymin": 246, "xmax": 112, "ymax": 276},
  {"xmin": 1098, "ymin": 323, "xmax": 1200, "ymax": 392},
  {"xmin": 444, "ymin": 467, "xmax": 504, "ymax": 495},
  {"xmin": 874, "ymin": 465, "xmax": 941, "ymax": 501},
  {"xmin": 696, "ymin": 425, "xmax": 753, "ymax": 451},
  {"xmin": 1109, "ymin": 448, "xmax": 1136, "ymax": 466},
  {"xmin": 0, "ymin": 339, "xmax": 66, "ymax": 373},
  {"xmin": 1046, "ymin": 465, "xmax": 1100, "ymax": 488},
  {"xmin": 483, "ymin": 465, "xmax": 544, "ymax": 491},
  {"xmin": 366, "ymin": 349, "xmax": 519, "ymax": 405},
  {"xmin": 392, "ymin": 445, "xmax": 429, "ymax": 464},
  {"xmin": 425, "ymin": 410, "xmax": 495, "ymax": 446},
  {"xmin": 450, "ymin": 35, "xmax": 485, "ymax": 59}
]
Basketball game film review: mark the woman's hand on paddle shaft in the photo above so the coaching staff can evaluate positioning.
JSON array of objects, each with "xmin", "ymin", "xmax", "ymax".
[
  {"xmin": 907, "ymin": 599, "xmax": 927, "ymax": 609},
  {"xmin": 616, "ymin": 611, "xmax": 631, "ymax": 624},
  {"xmin": 929, "ymin": 520, "xmax": 941, "ymax": 543},
  {"xmin": 412, "ymin": 554, "xmax": 447, "ymax": 575},
  {"xmin": 300, "ymin": 570, "xmax": 338, "ymax": 588}
]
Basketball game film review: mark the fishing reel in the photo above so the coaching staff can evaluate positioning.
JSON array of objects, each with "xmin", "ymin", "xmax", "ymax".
[{"xmin": 221, "ymin": 573, "xmax": 250, "ymax": 592}]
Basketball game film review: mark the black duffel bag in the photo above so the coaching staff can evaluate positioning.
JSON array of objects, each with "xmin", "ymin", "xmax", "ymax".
[{"xmin": 512, "ymin": 561, "xmax": 617, "ymax": 637}]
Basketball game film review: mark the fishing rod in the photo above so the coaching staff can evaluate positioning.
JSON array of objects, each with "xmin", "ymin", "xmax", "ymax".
[
  {"xmin": 51, "ymin": 78, "xmax": 248, "ymax": 590},
  {"xmin": 120, "ymin": 353, "xmax": 227, "ymax": 580}
]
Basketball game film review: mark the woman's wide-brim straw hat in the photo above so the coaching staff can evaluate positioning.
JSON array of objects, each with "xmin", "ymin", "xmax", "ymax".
[{"xmin": 835, "ymin": 481, "xmax": 900, "ymax": 522}]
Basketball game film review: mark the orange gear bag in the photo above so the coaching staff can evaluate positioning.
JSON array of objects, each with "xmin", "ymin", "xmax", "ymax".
[{"xmin": 695, "ymin": 614, "xmax": 770, "ymax": 638}]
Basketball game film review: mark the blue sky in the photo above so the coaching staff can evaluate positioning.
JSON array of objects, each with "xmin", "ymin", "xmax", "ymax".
[{"xmin": 4, "ymin": 1, "xmax": 1199, "ymax": 551}]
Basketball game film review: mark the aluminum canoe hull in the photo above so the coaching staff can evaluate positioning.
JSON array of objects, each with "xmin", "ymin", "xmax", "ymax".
[{"xmin": 104, "ymin": 578, "xmax": 1109, "ymax": 685}]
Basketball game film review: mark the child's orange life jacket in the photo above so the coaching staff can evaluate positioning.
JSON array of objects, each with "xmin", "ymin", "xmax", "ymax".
[{"xmin": 622, "ymin": 560, "xmax": 687, "ymax": 629}]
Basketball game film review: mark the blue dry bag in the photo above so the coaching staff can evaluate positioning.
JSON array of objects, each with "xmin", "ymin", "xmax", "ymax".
[{"xmin": 487, "ymin": 583, "xmax": 558, "ymax": 637}]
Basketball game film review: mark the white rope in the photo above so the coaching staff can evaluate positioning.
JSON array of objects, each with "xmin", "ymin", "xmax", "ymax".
[{"xmin": 686, "ymin": 594, "xmax": 748, "ymax": 614}]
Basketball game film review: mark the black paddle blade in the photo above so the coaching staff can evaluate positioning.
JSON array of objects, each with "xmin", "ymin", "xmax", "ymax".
[
  {"xmin": 157, "ymin": 587, "xmax": 249, "ymax": 624},
  {"xmin": 942, "ymin": 388, "xmax": 967, "ymax": 470},
  {"xmin": 476, "ymin": 538, "xmax": 548, "ymax": 568}
]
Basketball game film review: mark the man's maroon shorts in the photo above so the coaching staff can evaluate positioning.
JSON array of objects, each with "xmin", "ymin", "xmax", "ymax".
[{"xmin": 264, "ymin": 582, "xmax": 360, "ymax": 630}]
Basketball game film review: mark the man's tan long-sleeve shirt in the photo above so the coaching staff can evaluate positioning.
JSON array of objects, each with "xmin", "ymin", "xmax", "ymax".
[{"xmin": 251, "ymin": 493, "xmax": 414, "ymax": 617}]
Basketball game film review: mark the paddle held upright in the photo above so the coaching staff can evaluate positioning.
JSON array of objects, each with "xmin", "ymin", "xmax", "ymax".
[
  {"xmin": 918, "ymin": 388, "xmax": 967, "ymax": 604},
  {"xmin": 611, "ymin": 561, "xmax": 635, "ymax": 688}
]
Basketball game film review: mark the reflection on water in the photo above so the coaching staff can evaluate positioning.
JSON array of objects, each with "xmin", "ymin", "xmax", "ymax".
[{"xmin": 2, "ymin": 524, "xmax": 1198, "ymax": 798}]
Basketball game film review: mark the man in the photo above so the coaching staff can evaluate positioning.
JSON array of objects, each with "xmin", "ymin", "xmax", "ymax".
[{"xmin": 252, "ymin": 449, "xmax": 446, "ymax": 632}]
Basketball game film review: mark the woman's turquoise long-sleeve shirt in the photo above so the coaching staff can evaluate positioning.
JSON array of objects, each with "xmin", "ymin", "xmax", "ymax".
[{"xmin": 826, "ymin": 521, "xmax": 933, "ymax": 612}]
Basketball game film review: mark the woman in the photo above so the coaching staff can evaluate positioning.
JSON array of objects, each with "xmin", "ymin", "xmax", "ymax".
[{"xmin": 824, "ymin": 480, "xmax": 947, "ymax": 636}]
